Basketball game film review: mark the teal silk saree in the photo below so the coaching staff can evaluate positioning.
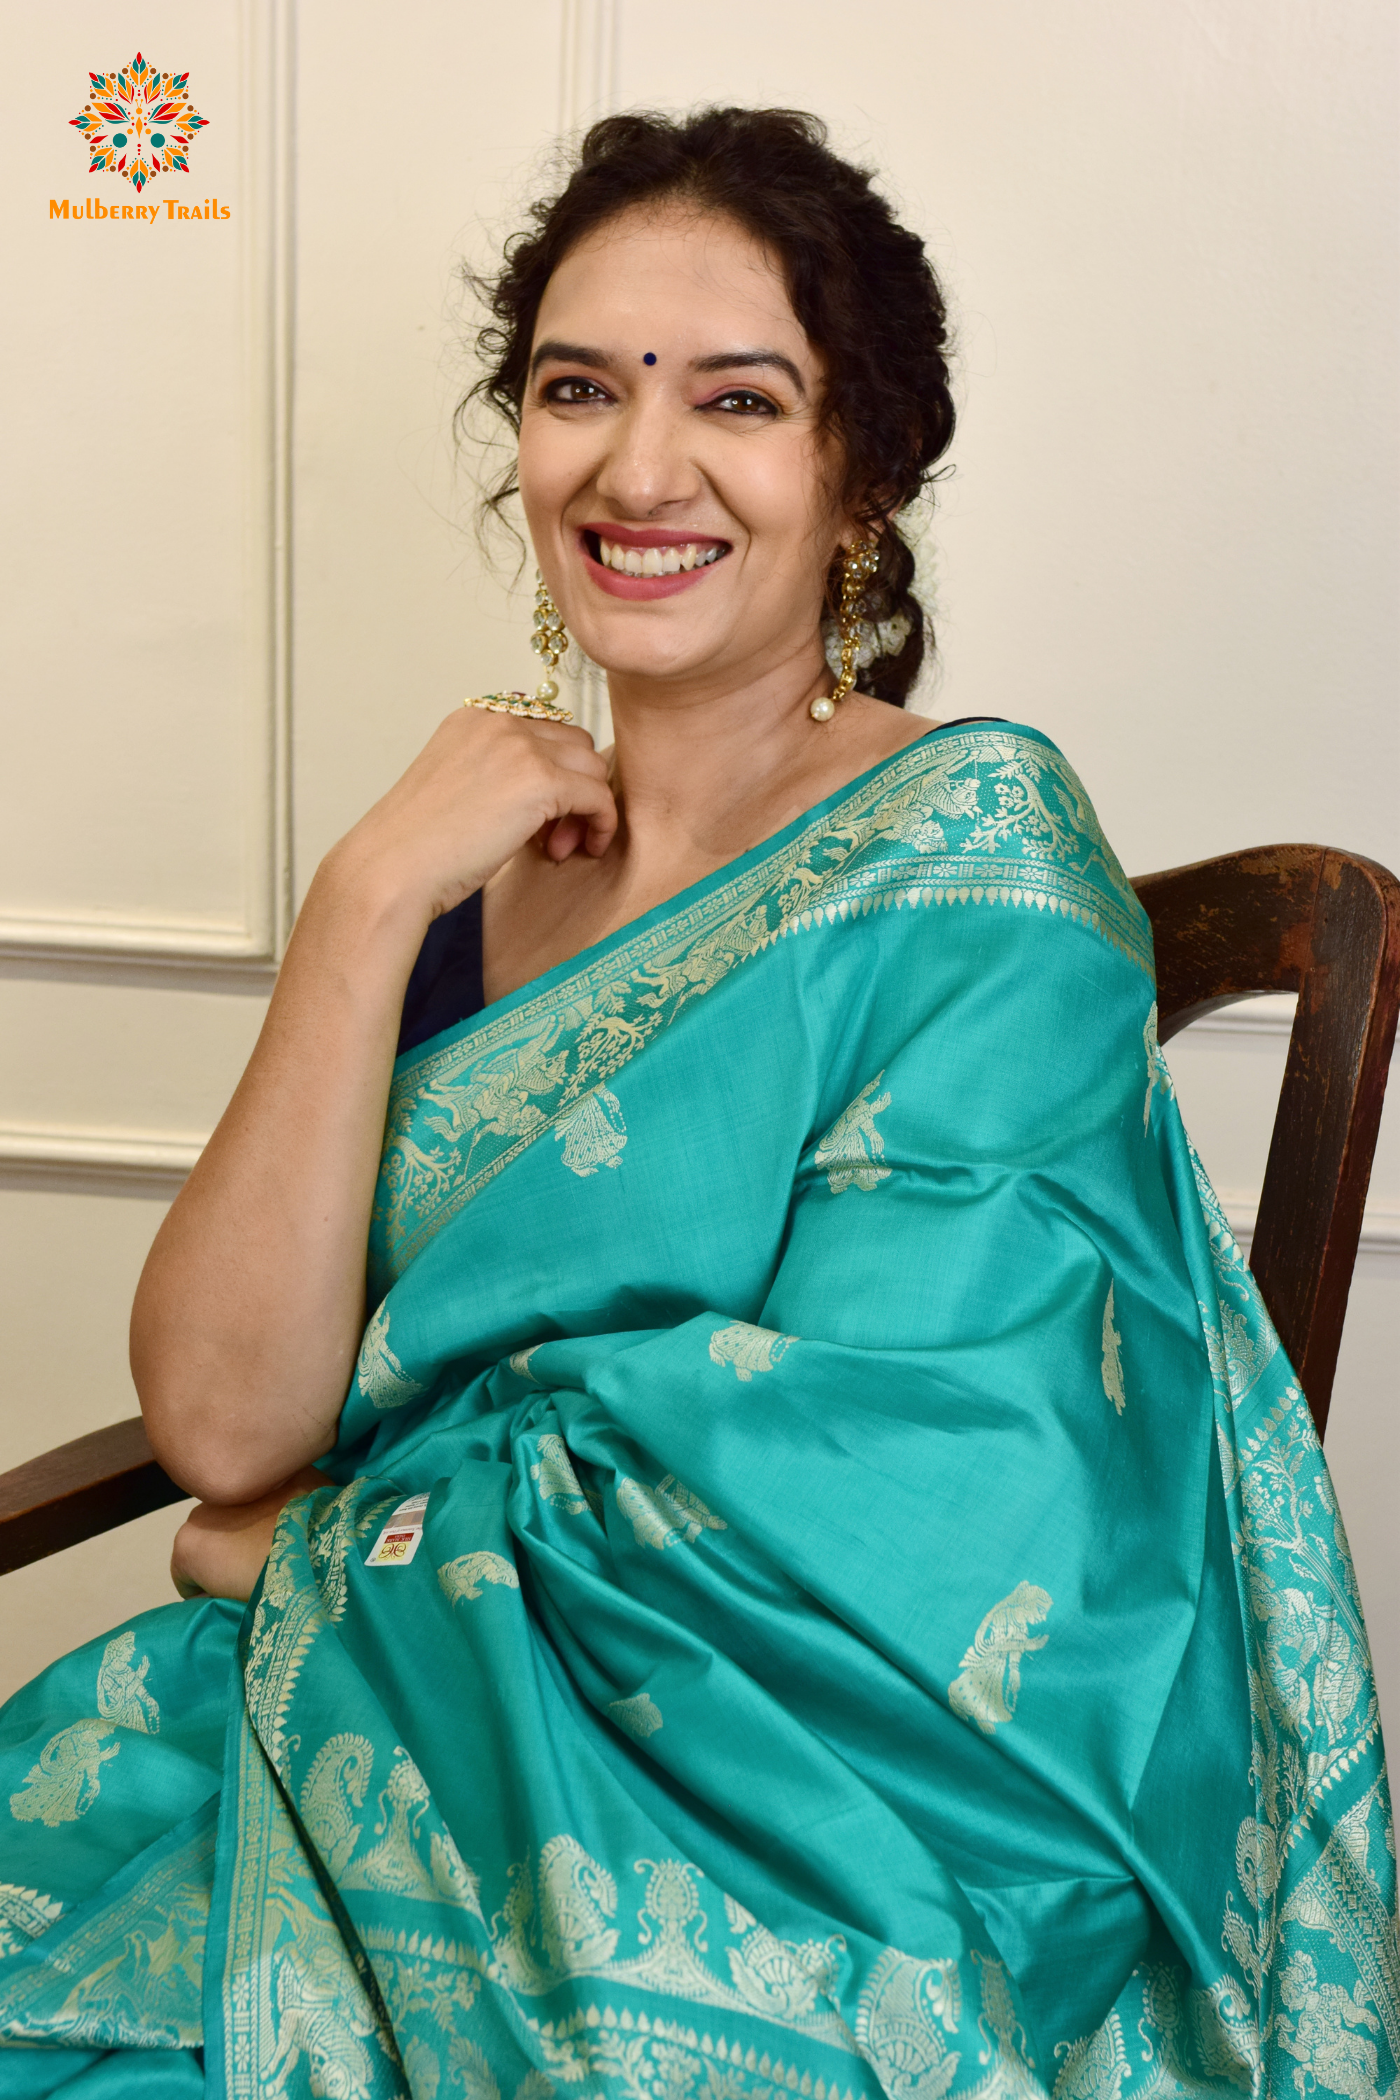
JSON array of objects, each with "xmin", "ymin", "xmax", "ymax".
[{"xmin": 1, "ymin": 724, "xmax": 1396, "ymax": 2099}]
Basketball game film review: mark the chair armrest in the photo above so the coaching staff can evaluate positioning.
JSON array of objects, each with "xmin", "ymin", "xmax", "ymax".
[{"xmin": 0, "ymin": 1417, "xmax": 187, "ymax": 1576}]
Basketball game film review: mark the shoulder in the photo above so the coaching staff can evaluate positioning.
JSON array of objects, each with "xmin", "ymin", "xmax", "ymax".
[{"xmin": 839, "ymin": 721, "xmax": 1154, "ymax": 981}]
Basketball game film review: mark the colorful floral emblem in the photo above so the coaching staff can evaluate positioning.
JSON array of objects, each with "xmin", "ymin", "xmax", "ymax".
[{"xmin": 70, "ymin": 53, "xmax": 207, "ymax": 194}]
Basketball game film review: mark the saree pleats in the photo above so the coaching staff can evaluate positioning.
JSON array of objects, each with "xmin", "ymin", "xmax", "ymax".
[{"xmin": 2, "ymin": 726, "xmax": 1396, "ymax": 2098}]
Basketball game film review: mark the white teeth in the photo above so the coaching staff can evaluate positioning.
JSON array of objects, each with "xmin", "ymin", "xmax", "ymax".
[{"xmin": 595, "ymin": 537, "xmax": 725, "ymax": 575}]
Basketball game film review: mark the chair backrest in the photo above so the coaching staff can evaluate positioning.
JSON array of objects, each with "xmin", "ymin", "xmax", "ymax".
[{"xmin": 1132, "ymin": 845, "xmax": 1400, "ymax": 1436}]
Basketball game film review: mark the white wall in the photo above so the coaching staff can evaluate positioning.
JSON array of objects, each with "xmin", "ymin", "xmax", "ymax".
[{"xmin": 3, "ymin": 1, "xmax": 1396, "ymax": 1724}]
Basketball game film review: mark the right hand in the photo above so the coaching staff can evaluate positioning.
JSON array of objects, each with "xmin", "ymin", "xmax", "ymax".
[{"xmin": 326, "ymin": 705, "xmax": 618, "ymax": 924}]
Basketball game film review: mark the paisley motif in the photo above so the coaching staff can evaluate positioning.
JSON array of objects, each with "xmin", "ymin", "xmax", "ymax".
[
  {"xmin": 306, "ymin": 1482, "xmax": 386, "ymax": 1623},
  {"xmin": 299, "ymin": 1732, "xmax": 375, "ymax": 1879},
  {"xmin": 242, "ymin": 1508, "xmax": 330, "ymax": 1778},
  {"xmin": 854, "ymin": 1947, "xmax": 963, "ymax": 2100},
  {"xmin": 481, "ymin": 1836, "xmax": 855, "ymax": 2052},
  {"xmin": 723, "ymin": 1896, "xmax": 842, "ymax": 2024},
  {"xmin": 1051, "ymin": 2011, "xmax": 1131, "ymax": 2099},
  {"xmin": 339, "ymin": 1749, "xmax": 480, "ymax": 1909},
  {"xmin": 1052, "ymin": 1961, "xmax": 1260, "ymax": 2095}
]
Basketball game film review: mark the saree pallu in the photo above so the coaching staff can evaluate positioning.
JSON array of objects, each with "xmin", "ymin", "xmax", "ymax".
[{"xmin": 1, "ymin": 723, "xmax": 1395, "ymax": 2099}]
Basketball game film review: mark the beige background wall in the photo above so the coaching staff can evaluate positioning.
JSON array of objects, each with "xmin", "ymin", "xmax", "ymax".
[{"xmin": 3, "ymin": 2, "xmax": 1396, "ymax": 1738}]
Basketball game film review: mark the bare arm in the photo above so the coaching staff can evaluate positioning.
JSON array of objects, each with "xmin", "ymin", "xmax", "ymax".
[{"xmin": 132, "ymin": 707, "xmax": 616, "ymax": 1510}]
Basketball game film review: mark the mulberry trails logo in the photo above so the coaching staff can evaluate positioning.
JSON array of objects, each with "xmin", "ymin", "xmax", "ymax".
[{"xmin": 52, "ymin": 51, "xmax": 226, "ymax": 224}]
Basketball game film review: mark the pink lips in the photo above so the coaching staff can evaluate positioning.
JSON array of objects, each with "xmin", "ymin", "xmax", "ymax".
[{"xmin": 577, "ymin": 523, "xmax": 732, "ymax": 602}]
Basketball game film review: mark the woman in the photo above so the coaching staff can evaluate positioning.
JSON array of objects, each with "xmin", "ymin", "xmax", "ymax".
[{"xmin": 0, "ymin": 107, "xmax": 1394, "ymax": 2100}]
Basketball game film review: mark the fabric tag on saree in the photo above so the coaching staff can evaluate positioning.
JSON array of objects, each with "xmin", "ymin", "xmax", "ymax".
[{"xmin": 365, "ymin": 1492, "xmax": 430, "ymax": 1567}]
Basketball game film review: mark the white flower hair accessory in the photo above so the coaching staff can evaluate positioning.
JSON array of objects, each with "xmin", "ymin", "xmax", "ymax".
[{"xmin": 822, "ymin": 608, "xmax": 913, "ymax": 675}]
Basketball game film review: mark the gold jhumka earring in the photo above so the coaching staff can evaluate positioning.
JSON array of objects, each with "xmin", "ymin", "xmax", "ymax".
[
  {"xmin": 462, "ymin": 572, "xmax": 574, "ymax": 724},
  {"xmin": 809, "ymin": 539, "xmax": 881, "ymax": 723}
]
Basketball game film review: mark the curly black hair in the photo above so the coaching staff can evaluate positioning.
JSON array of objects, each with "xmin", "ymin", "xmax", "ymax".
[{"xmin": 467, "ymin": 107, "xmax": 955, "ymax": 704}]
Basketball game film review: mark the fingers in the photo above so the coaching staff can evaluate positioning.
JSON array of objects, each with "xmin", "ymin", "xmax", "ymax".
[
  {"xmin": 170, "ymin": 1507, "xmax": 260, "ymax": 1602},
  {"xmin": 526, "ymin": 719, "xmax": 597, "ymax": 752},
  {"xmin": 531, "ymin": 729, "xmax": 609, "ymax": 786},
  {"xmin": 449, "ymin": 707, "xmax": 612, "ymax": 806},
  {"xmin": 450, "ymin": 710, "xmax": 598, "ymax": 761},
  {"xmin": 169, "ymin": 1468, "xmax": 329, "ymax": 1602},
  {"xmin": 556, "ymin": 769, "xmax": 619, "ymax": 858},
  {"xmin": 584, "ymin": 811, "xmax": 614, "ymax": 858},
  {"xmin": 353, "ymin": 705, "xmax": 617, "ymax": 906},
  {"xmin": 544, "ymin": 816, "xmax": 587, "ymax": 862}
]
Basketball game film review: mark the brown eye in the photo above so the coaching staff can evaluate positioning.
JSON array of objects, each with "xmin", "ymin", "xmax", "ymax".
[
  {"xmin": 708, "ymin": 389, "xmax": 779, "ymax": 418},
  {"xmin": 546, "ymin": 377, "xmax": 609, "ymax": 405}
]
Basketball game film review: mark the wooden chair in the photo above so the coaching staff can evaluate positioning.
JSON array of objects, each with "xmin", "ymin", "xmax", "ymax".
[
  {"xmin": 1136, "ymin": 843, "xmax": 1400, "ymax": 1430},
  {"xmin": 2, "ymin": 842, "xmax": 1397, "ymax": 1580}
]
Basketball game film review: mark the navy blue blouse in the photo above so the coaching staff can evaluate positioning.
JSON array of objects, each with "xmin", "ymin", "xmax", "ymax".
[{"xmin": 397, "ymin": 890, "xmax": 485, "ymax": 1056}]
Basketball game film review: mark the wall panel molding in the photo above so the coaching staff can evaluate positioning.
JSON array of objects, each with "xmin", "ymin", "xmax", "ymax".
[
  {"xmin": 262, "ymin": 0, "xmax": 295, "ymax": 961},
  {"xmin": 0, "ymin": 916, "xmax": 283, "ymax": 976},
  {"xmin": 1184, "ymin": 994, "xmax": 1397, "ymax": 1062},
  {"xmin": 0, "ymin": 0, "xmax": 293, "ymax": 982},
  {"xmin": 3, "ymin": 1118, "xmax": 1398, "ymax": 1254},
  {"xmin": 0, "ymin": 1126, "xmax": 204, "ymax": 1200},
  {"xmin": 1221, "ymin": 1191, "xmax": 1400, "ymax": 1259},
  {"xmin": 557, "ymin": 0, "xmax": 617, "ymax": 747},
  {"xmin": 1188, "ymin": 994, "xmax": 1295, "ymax": 1039},
  {"xmin": 557, "ymin": 0, "xmax": 618, "ymax": 134}
]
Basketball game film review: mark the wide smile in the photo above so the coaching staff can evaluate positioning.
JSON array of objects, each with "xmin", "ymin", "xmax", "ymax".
[{"xmin": 578, "ymin": 524, "xmax": 733, "ymax": 601}]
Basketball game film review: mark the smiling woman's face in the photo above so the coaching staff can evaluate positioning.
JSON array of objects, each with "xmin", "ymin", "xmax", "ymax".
[{"xmin": 517, "ymin": 202, "xmax": 851, "ymax": 695}]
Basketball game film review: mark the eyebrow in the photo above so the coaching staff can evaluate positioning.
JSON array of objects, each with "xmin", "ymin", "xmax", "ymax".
[
  {"xmin": 692, "ymin": 349, "xmax": 806, "ymax": 396},
  {"xmin": 529, "ymin": 340, "xmax": 806, "ymax": 395},
  {"xmin": 530, "ymin": 339, "xmax": 609, "ymax": 376}
]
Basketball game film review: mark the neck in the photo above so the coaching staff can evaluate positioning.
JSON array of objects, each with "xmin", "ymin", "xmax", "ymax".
[
  {"xmin": 600, "ymin": 635, "xmax": 834, "ymax": 866},
  {"xmin": 480, "ymin": 639, "xmax": 931, "ymax": 1005}
]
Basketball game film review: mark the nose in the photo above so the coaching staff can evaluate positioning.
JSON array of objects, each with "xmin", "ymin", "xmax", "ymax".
[{"xmin": 592, "ymin": 392, "xmax": 703, "ymax": 519}]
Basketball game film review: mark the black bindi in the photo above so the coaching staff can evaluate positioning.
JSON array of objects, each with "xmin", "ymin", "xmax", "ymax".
[{"xmin": 642, "ymin": 352, "xmax": 657, "ymax": 366}]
